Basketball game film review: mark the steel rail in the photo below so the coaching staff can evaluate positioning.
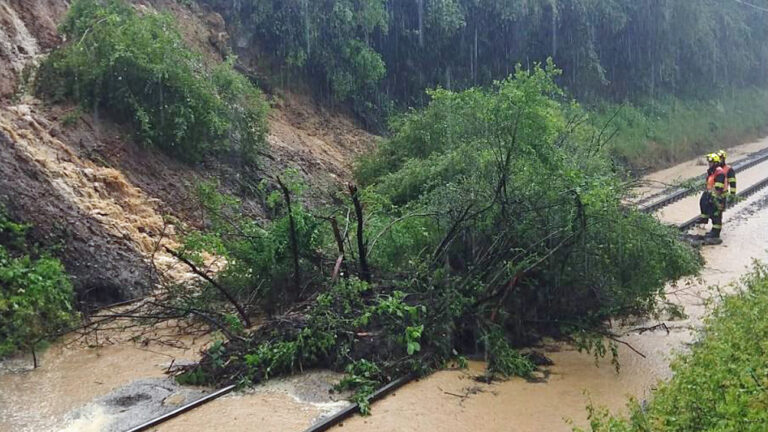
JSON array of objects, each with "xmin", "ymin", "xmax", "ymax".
[
  {"xmin": 639, "ymin": 149, "xmax": 768, "ymax": 214},
  {"xmin": 302, "ymin": 375, "xmax": 414, "ymax": 432},
  {"xmin": 124, "ymin": 385, "xmax": 236, "ymax": 432},
  {"xmin": 118, "ymin": 375, "xmax": 412, "ymax": 432}
]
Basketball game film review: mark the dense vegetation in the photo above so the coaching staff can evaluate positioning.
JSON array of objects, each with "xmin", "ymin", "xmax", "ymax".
[
  {"xmin": 176, "ymin": 65, "xmax": 699, "ymax": 410},
  {"xmin": 203, "ymin": 0, "xmax": 768, "ymax": 143},
  {"xmin": 579, "ymin": 264, "xmax": 768, "ymax": 432},
  {"xmin": 0, "ymin": 211, "xmax": 76, "ymax": 362},
  {"xmin": 38, "ymin": 0, "xmax": 269, "ymax": 163}
]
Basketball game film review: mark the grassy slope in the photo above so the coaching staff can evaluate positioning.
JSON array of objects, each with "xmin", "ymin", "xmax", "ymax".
[{"xmin": 591, "ymin": 87, "xmax": 768, "ymax": 171}]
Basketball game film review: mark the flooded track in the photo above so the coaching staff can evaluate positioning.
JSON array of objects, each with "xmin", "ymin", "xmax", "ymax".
[
  {"xmin": 2, "ymin": 144, "xmax": 768, "ymax": 432},
  {"xmin": 654, "ymin": 157, "xmax": 768, "ymax": 224}
]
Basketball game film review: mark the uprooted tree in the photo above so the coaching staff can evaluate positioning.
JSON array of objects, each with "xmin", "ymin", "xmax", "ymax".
[{"xmin": 159, "ymin": 63, "xmax": 699, "ymax": 412}]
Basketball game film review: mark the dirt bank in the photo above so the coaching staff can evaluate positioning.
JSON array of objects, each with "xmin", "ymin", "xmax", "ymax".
[{"xmin": 0, "ymin": 0, "xmax": 376, "ymax": 301}]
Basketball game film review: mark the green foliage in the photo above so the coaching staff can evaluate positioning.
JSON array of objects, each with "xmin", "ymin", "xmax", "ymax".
[
  {"xmin": 484, "ymin": 330, "xmax": 535, "ymax": 379},
  {"xmin": 38, "ymin": 0, "xmax": 269, "ymax": 163},
  {"xmin": 208, "ymin": 0, "xmax": 768, "ymax": 134},
  {"xmin": 357, "ymin": 63, "xmax": 700, "ymax": 337},
  {"xmin": 335, "ymin": 359, "xmax": 384, "ymax": 415},
  {"xmin": 0, "ymin": 211, "xmax": 77, "ymax": 358},
  {"xmin": 181, "ymin": 174, "xmax": 322, "ymax": 313},
  {"xmin": 180, "ymin": 65, "xmax": 699, "ymax": 413},
  {"xmin": 578, "ymin": 264, "xmax": 768, "ymax": 432}
]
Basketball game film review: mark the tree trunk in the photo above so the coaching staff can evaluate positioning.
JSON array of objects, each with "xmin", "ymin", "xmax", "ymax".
[
  {"xmin": 348, "ymin": 183, "xmax": 371, "ymax": 282},
  {"xmin": 277, "ymin": 176, "xmax": 302, "ymax": 299}
]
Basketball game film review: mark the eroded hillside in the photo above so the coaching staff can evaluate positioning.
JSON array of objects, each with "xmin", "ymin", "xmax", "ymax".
[{"xmin": 0, "ymin": 0, "xmax": 376, "ymax": 302}]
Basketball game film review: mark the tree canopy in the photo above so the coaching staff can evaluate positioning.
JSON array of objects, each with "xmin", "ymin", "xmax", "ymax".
[{"xmin": 204, "ymin": 0, "xmax": 768, "ymax": 124}]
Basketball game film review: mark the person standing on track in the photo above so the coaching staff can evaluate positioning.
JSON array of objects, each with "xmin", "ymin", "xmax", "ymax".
[
  {"xmin": 705, "ymin": 153, "xmax": 727, "ymax": 238},
  {"xmin": 718, "ymin": 149, "xmax": 737, "ymax": 202},
  {"xmin": 698, "ymin": 153, "xmax": 717, "ymax": 225},
  {"xmin": 698, "ymin": 153, "xmax": 727, "ymax": 237}
]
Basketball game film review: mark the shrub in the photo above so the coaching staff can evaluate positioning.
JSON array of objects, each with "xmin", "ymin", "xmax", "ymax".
[
  {"xmin": 38, "ymin": 0, "xmax": 269, "ymax": 163},
  {"xmin": 0, "ymin": 211, "xmax": 77, "ymax": 359}
]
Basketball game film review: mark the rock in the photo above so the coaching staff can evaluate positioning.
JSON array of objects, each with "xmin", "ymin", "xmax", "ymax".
[{"xmin": 162, "ymin": 392, "xmax": 187, "ymax": 406}]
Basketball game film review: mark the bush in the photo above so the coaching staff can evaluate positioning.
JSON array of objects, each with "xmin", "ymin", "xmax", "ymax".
[
  {"xmin": 578, "ymin": 264, "xmax": 768, "ymax": 432},
  {"xmin": 176, "ymin": 63, "xmax": 700, "ymax": 412},
  {"xmin": 38, "ymin": 0, "xmax": 269, "ymax": 163},
  {"xmin": 0, "ymin": 212, "xmax": 77, "ymax": 358},
  {"xmin": 356, "ymin": 61, "xmax": 700, "ymax": 331}
]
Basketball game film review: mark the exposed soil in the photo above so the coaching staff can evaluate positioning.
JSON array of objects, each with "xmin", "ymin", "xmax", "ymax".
[{"xmin": 0, "ymin": 0, "xmax": 376, "ymax": 301}]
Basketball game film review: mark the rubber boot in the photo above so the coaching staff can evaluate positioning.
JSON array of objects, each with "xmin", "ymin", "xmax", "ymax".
[{"xmin": 705, "ymin": 229, "xmax": 720, "ymax": 238}]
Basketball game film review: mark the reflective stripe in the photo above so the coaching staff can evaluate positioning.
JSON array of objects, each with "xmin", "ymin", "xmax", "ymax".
[
  {"xmin": 700, "ymin": 214, "xmax": 709, "ymax": 218},
  {"xmin": 712, "ymin": 224, "xmax": 722, "ymax": 229},
  {"xmin": 714, "ymin": 182, "xmax": 725, "ymax": 187}
]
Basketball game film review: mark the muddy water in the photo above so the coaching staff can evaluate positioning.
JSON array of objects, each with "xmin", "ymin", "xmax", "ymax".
[
  {"xmin": 0, "ymin": 322, "xmax": 208, "ymax": 432},
  {"xmin": 631, "ymin": 136, "xmax": 768, "ymax": 204},
  {"xmin": 156, "ymin": 372, "xmax": 351, "ymax": 432},
  {"xmin": 335, "ymin": 180, "xmax": 768, "ymax": 432}
]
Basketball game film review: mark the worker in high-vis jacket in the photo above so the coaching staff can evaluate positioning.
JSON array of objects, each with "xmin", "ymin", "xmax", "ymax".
[
  {"xmin": 717, "ymin": 149, "xmax": 737, "ymax": 201},
  {"xmin": 702, "ymin": 153, "xmax": 727, "ymax": 238}
]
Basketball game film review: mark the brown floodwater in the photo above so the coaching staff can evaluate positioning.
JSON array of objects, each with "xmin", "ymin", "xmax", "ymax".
[
  {"xmin": 0, "ymin": 321, "xmax": 208, "ymax": 432},
  {"xmin": 2, "ymin": 145, "xmax": 768, "ymax": 432}
]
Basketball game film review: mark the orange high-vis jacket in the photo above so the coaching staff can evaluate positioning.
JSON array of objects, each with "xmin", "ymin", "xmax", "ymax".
[{"xmin": 706, "ymin": 166, "xmax": 727, "ymax": 195}]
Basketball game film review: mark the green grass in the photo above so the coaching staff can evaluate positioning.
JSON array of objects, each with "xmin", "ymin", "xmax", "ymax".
[
  {"xmin": 591, "ymin": 88, "xmax": 768, "ymax": 171},
  {"xmin": 578, "ymin": 264, "xmax": 768, "ymax": 432}
]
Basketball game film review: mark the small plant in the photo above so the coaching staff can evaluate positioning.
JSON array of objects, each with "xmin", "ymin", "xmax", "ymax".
[
  {"xmin": 483, "ymin": 330, "xmax": 535, "ymax": 379},
  {"xmin": 61, "ymin": 107, "xmax": 83, "ymax": 127},
  {"xmin": 335, "ymin": 360, "xmax": 384, "ymax": 415}
]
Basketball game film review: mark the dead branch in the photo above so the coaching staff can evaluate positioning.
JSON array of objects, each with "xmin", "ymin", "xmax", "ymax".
[
  {"xmin": 276, "ymin": 176, "xmax": 302, "ymax": 299},
  {"xmin": 164, "ymin": 246, "xmax": 251, "ymax": 328},
  {"xmin": 348, "ymin": 183, "xmax": 371, "ymax": 282}
]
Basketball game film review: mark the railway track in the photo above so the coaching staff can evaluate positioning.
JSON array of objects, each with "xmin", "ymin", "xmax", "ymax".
[{"xmin": 638, "ymin": 149, "xmax": 768, "ymax": 214}]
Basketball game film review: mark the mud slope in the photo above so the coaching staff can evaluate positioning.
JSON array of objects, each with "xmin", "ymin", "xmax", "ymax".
[{"xmin": 0, "ymin": 0, "xmax": 376, "ymax": 300}]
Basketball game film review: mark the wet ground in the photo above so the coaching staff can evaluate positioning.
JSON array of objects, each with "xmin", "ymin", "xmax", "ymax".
[{"xmin": 2, "ymin": 145, "xmax": 768, "ymax": 431}]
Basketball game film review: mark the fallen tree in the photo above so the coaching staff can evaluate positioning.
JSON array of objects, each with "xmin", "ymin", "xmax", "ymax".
[{"xmin": 167, "ymin": 64, "xmax": 700, "ymax": 413}]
